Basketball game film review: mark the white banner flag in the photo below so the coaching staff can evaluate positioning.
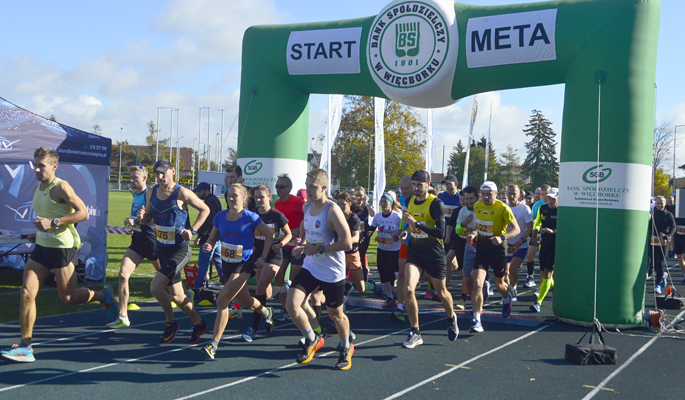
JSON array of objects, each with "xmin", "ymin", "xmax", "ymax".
[
  {"xmin": 462, "ymin": 94, "xmax": 478, "ymax": 187},
  {"xmin": 484, "ymin": 102, "xmax": 492, "ymax": 181},
  {"xmin": 320, "ymin": 94, "xmax": 344, "ymax": 195},
  {"xmin": 374, "ymin": 97, "xmax": 386, "ymax": 210},
  {"xmin": 426, "ymin": 109, "xmax": 433, "ymax": 172}
]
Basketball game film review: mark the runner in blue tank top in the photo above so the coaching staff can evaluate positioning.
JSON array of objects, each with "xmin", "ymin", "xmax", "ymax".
[
  {"xmin": 138, "ymin": 159, "xmax": 210, "ymax": 345},
  {"xmin": 107, "ymin": 165, "xmax": 162, "ymax": 329},
  {"xmin": 199, "ymin": 184, "xmax": 275, "ymax": 359}
]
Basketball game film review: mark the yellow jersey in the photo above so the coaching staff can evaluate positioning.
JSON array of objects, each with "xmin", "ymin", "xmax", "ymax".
[{"xmin": 473, "ymin": 199, "xmax": 515, "ymax": 253}]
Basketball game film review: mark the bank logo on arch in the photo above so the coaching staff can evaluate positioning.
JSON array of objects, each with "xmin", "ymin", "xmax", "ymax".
[{"xmin": 367, "ymin": 0, "xmax": 459, "ymax": 108}]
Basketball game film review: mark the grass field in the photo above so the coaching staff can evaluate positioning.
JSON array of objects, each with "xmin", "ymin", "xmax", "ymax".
[{"xmin": 0, "ymin": 191, "xmax": 378, "ymax": 323}]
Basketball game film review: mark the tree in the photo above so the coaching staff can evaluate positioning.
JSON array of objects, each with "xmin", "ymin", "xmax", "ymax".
[
  {"xmin": 521, "ymin": 110, "xmax": 559, "ymax": 188},
  {"xmin": 653, "ymin": 168, "xmax": 672, "ymax": 197},
  {"xmin": 49, "ymin": 114, "xmax": 57, "ymax": 122},
  {"xmin": 92, "ymin": 124, "xmax": 102, "ymax": 136},
  {"xmin": 652, "ymin": 120, "xmax": 674, "ymax": 171},
  {"xmin": 145, "ymin": 120, "xmax": 169, "ymax": 159},
  {"xmin": 331, "ymin": 96, "xmax": 425, "ymax": 190},
  {"xmin": 446, "ymin": 140, "xmax": 465, "ymax": 177},
  {"xmin": 221, "ymin": 147, "xmax": 238, "ymax": 171},
  {"xmin": 499, "ymin": 145, "xmax": 520, "ymax": 186},
  {"xmin": 446, "ymin": 138, "xmax": 500, "ymax": 190}
]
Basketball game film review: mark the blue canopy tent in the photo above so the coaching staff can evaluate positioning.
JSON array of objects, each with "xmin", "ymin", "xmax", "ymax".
[{"xmin": 0, "ymin": 96, "xmax": 111, "ymax": 280}]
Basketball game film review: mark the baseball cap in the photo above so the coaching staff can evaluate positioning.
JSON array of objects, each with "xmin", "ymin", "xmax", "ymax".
[
  {"xmin": 547, "ymin": 187, "xmax": 559, "ymax": 198},
  {"xmin": 441, "ymin": 175, "xmax": 458, "ymax": 184},
  {"xmin": 153, "ymin": 159, "xmax": 173, "ymax": 173},
  {"xmin": 525, "ymin": 191, "xmax": 534, "ymax": 198},
  {"xmin": 297, "ymin": 189, "xmax": 307, "ymax": 200},
  {"xmin": 411, "ymin": 170, "xmax": 431, "ymax": 183},
  {"xmin": 480, "ymin": 181, "xmax": 497, "ymax": 192},
  {"xmin": 194, "ymin": 182, "xmax": 210, "ymax": 192}
]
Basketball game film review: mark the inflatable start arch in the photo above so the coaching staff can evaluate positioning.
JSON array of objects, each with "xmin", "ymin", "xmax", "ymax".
[{"xmin": 236, "ymin": 0, "xmax": 660, "ymax": 326}]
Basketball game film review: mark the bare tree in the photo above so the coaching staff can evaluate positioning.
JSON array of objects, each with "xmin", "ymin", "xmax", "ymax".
[
  {"xmin": 653, "ymin": 119, "xmax": 674, "ymax": 171},
  {"xmin": 92, "ymin": 124, "xmax": 102, "ymax": 136}
]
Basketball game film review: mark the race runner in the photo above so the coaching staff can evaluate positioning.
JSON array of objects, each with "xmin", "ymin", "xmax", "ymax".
[
  {"xmin": 530, "ymin": 188, "xmax": 559, "ymax": 312},
  {"xmin": 505, "ymin": 184, "xmax": 534, "ymax": 302}
]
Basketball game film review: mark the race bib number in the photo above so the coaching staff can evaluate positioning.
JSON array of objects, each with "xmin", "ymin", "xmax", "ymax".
[
  {"xmin": 155, "ymin": 225, "xmax": 176, "ymax": 245},
  {"xmin": 37, "ymin": 231, "xmax": 55, "ymax": 238},
  {"xmin": 376, "ymin": 233, "xmax": 393, "ymax": 248},
  {"xmin": 308, "ymin": 233, "xmax": 325, "ymax": 258},
  {"xmin": 445, "ymin": 206, "xmax": 457, "ymax": 216},
  {"xmin": 360, "ymin": 222, "xmax": 366, "ymax": 231},
  {"xmin": 507, "ymin": 246, "xmax": 517, "ymax": 255},
  {"xmin": 409, "ymin": 224, "xmax": 428, "ymax": 239},
  {"xmin": 129, "ymin": 215, "xmax": 142, "ymax": 233},
  {"xmin": 221, "ymin": 242, "xmax": 243, "ymax": 263},
  {"xmin": 650, "ymin": 236, "xmax": 661, "ymax": 246},
  {"xmin": 476, "ymin": 219, "xmax": 494, "ymax": 237},
  {"xmin": 677, "ymin": 226, "xmax": 685, "ymax": 235},
  {"xmin": 255, "ymin": 224, "xmax": 276, "ymax": 240}
]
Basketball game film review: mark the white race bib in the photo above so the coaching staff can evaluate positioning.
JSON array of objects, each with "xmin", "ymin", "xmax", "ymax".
[
  {"xmin": 308, "ymin": 233, "xmax": 325, "ymax": 258},
  {"xmin": 155, "ymin": 225, "xmax": 176, "ymax": 245},
  {"xmin": 445, "ymin": 205, "xmax": 457, "ymax": 216},
  {"xmin": 255, "ymin": 223, "xmax": 276, "ymax": 240},
  {"xmin": 476, "ymin": 219, "xmax": 494, "ymax": 237},
  {"xmin": 221, "ymin": 242, "xmax": 244, "ymax": 263},
  {"xmin": 376, "ymin": 233, "xmax": 394, "ymax": 249},
  {"xmin": 409, "ymin": 224, "xmax": 428, "ymax": 239}
]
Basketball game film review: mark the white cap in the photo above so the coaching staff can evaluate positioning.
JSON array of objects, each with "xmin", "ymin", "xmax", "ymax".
[
  {"xmin": 386, "ymin": 191, "xmax": 397, "ymax": 202},
  {"xmin": 480, "ymin": 181, "xmax": 497, "ymax": 192},
  {"xmin": 547, "ymin": 187, "xmax": 559, "ymax": 198}
]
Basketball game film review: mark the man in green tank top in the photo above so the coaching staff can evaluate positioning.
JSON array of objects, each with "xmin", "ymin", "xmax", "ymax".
[{"xmin": 1, "ymin": 147, "xmax": 118, "ymax": 363}]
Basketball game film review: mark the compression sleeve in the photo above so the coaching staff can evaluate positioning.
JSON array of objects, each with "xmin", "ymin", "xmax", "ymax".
[{"xmin": 415, "ymin": 199, "xmax": 445, "ymax": 239}]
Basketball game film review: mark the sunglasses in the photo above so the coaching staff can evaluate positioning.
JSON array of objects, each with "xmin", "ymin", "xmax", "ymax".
[{"xmin": 275, "ymin": 185, "xmax": 288, "ymax": 190}]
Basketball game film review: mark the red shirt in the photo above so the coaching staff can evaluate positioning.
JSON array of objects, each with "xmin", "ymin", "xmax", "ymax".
[{"xmin": 275, "ymin": 195, "xmax": 305, "ymax": 247}]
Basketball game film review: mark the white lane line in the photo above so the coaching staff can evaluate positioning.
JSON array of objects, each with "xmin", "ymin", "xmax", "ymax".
[
  {"xmin": 383, "ymin": 324, "xmax": 551, "ymax": 400},
  {"xmin": 176, "ymin": 313, "xmax": 452, "ymax": 400},
  {"xmin": 0, "ymin": 307, "xmax": 361, "ymax": 393},
  {"xmin": 581, "ymin": 307, "xmax": 685, "ymax": 400}
]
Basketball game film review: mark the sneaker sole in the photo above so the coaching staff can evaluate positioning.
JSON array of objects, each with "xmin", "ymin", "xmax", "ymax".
[
  {"xmin": 297, "ymin": 337, "xmax": 324, "ymax": 364},
  {"xmin": 1, "ymin": 353, "xmax": 35, "ymax": 363},
  {"xmin": 242, "ymin": 335, "xmax": 254, "ymax": 343},
  {"xmin": 106, "ymin": 321, "xmax": 130, "ymax": 329},
  {"xmin": 200, "ymin": 347, "xmax": 215, "ymax": 360},
  {"xmin": 335, "ymin": 344, "xmax": 354, "ymax": 370},
  {"xmin": 402, "ymin": 338, "xmax": 423, "ymax": 349},
  {"xmin": 469, "ymin": 327, "xmax": 484, "ymax": 333}
]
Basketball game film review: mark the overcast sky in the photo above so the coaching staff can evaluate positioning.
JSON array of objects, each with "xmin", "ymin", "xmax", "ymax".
[{"xmin": 1, "ymin": 0, "xmax": 682, "ymax": 175}]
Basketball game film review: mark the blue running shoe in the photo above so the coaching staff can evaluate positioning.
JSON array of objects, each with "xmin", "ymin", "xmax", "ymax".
[
  {"xmin": 530, "ymin": 301, "xmax": 541, "ymax": 313},
  {"xmin": 654, "ymin": 284, "xmax": 662, "ymax": 294},
  {"xmin": 101, "ymin": 285, "xmax": 118, "ymax": 320},
  {"xmin": 469, "ymin": 319, "xmax": 484, "ymax": 333},
  {"xmin": 447, "ymin": 317, "xmax": 459, "ymax": 341},
  {"xmin": 482, "ymin": 280, "xmax": 490, "ymax": 302},
  {"xmin": 1, "ymin": 344, "xmax": 35, "ymax": 363},
  {"xmin": 660, "ymin": 273, "xmax": 668, "ymax": 288},
  {"xmin": 502, "ymin": 292, "xmax": 513, "ymax": 318}
]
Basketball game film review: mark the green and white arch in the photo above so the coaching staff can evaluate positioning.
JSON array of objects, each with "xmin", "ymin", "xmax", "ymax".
[{"xmin": 237, "ymin": 0, "xmax": 660, "ymax": 326}]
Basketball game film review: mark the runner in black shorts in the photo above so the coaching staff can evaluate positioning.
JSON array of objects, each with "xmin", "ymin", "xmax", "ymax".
[
  {"xmin": 395, "ymin": 170, "xmax": 457, "ymax": 349},
  {"xmin": 530, "ymin": 188, "xmax": 559, "ymax": 312},
  {"xmin": 445, "ymin": 191, "xmax": 466, "ymax": 309},
  {"xmin": 240, "ymin": 184, "xmax": 292, "ymax": 342},
  {"xmin": 107, "ymin": 165, "xmax": 161, "ymax": 329},
  {"xmin": 199, "ymin": 184, "xmax": 275, "ymax": 359}
]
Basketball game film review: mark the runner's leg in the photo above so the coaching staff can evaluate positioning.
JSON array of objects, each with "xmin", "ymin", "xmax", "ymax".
[{"xmin": 19, "ymin": 260, "xmax": 51, "ymax": 345}]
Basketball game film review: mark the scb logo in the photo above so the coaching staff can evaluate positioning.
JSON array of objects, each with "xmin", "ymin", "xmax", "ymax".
[
  {"xmin": 244, "ymin": 160, "xmax": 263, "ymax": 176},
  {"xmin": 582, "ymin": 165, "xmax": 612, "ymax": 184}
]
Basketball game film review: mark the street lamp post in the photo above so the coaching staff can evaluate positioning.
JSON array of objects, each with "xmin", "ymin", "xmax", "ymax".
[
  {"xmin": 192, "ymin": 138, "xmax": 197, "ymax": 188},
  {"xmin": 156, "ymin": 107, "xmax": 160, "ymax": 163},
  {"xmin": 199, "ymin": 107, "xmax": 210, "ymax": 171},
  {"xmin": 219, "ymin": 109, "xmax": 225, "ymax": 172},
  {"xmin": 118, "ymin": 127, "xmax": 123, "ymax": 191}
]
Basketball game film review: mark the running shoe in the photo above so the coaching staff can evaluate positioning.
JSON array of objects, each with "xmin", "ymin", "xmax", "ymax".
[
  {"xmin": 263, "ymin": 307, "xmax": 274, "ymax": 333},
  {"xmin": 101, "ymin": 285, "xmax": 118, "ymax": 320},
  {"xmin": 187, "ymin": 289, "xmax": 195, "ymax": 304},
  {"xmin": 106, "ymin": 315, "xmax": 130, "ymax": 329},
  {"xmin": 229, "ymin": 305, "xmax": 243, "ymax": 320},
  {"xmin": 654, "ymin": 284, "xmax": 662, "ymax": 294},
  {"xmin": 447, "ymin": 317, "xmax": 459, "ymax": 341},
  {"xmin": 284, "ymin": 280, "xmax": 292, "ymax": 293},
  {"xmin": 402, "ymin": 331, "xmax": 423, "ymax": 348},
  {"xmin": 488, "ymin": 281, "xmax": 495, "ymax": 296},
  {"xmin": 455, "ymin": 298, "xmax": 466, "ymax": 311},
  {"xmin": 344, "ymin": 281, "xmax": 354, "ymax": 297},
  {"xmin": 390, "ymin": 309, "xmax": 406, "ymax": 322},
  {"xmin": 200, "ymin": 343, "xmax": 216, "ymax": 360},
  {"xmin": 482, "ymin": 280, "xmax": 491, "ymax": 302},
  {"xmin": 275, "ymin": 310, "xmax": 291, "ymax": 322},
  {"xmin": 502, "ymin": 292, "xmax": 513, "ymax": 318},
  {"xmin": 335, "ymin": 344, "xmax": 354, "ymax": 370},
  {"xmin": 424, "ymin": 289, "xmax": 434, "ymax": 300},
  {"xmin": 297, "ymin": 336, "xmax": 324, "ymax": 364},
  {"xmin": 469, "ymin": 319, "xmax": 484, "ymax": 333},
  {"xmin": 242, "ymin": 327, "xmax": 257, "ymax": 342},
  {"xmin": 334, "ymin": 331, "xmax": 357, "ymax": 351},
  {"xmin": 530, "ymin": 301, "xmax": 541, "ymax": 313},
  {"xmin": 371, "ymin": 280, "xmax": 385, "ymax": 298},
  {"xmin": 431, "ymin": 292, "xmax": 442, "ymax": 303},
  {"xmin": 187, "ymin": 320, "xmax": 208, "ymax": 344},
  {"xmin": 382, "ymin": 297, "xmax": 397, "ymax": 308},
  {"xmin": 661, "ymin": 273, "xmax": 668, "ymax": 288},
  {"xmin": 1, "ymin": 344, "xmax": 35, "ymax": 363},
  {"xmin": 524, "ymin": 276, "xmax": 536, "ymax": 288},
  {"xmin": 646, "ymin": 272, "xmax": 653, "ymax": 280},
  {"xmin": 160, "ymin": 321, "xmax": 180, "ymax": 344},
  {"xmin": 510, "ymin": 286, "xmax": 518, "ymax": 302}
]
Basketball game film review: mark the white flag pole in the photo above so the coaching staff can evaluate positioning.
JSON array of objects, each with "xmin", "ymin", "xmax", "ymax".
[
  {"xmin": 426, "ymin": 109, "xmax": 433, "ymax": 173},
  {"xmin": 484, "ymin": 102, "xmax": 492, "ymax": 182},
  {"xmin": 320, "ymin": 94, "xmax": 344, "ymax": 196},
  {"xmin": 373, "ymin": 98, "xmax": 386, "ymax": 211},
  {"xmin": 462, "ymin": 95, "xmax": 478, "ymax": 187}
]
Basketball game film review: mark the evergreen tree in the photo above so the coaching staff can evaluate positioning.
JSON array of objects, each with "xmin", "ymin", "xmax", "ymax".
[
  {"xmin": 521, "ymin": 110, "xmax": 559, "ymax": 188},
  {"xmin": 446, "ymin": 140, "xmax": 464, "ymax": 176}
]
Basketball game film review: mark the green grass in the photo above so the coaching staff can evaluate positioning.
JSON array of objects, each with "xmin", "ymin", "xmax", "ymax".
[{"xmin": 0, "ymin": 191, "xmax": 379, "ymax": 324}]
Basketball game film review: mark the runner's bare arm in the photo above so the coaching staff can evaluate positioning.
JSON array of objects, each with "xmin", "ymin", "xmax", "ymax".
[
  {"xmin": 203, "ymin": 227, "xmax": 220, "ymax": 253},
  {"xmin": 327, "ymin": 203, "xmax": 353, "ymax": 252},
  {"xmin": 179, "ymin": 187, "xmax": 210, "ymax": 232},
  {"xmin": 275, "ymin": 223, "xmax": 292, "ymax": 252},
  {"xmin": 35, "ymin": 181, "xmax": 89, "ymax": 231},
  {"xmin": 255, "ymin": 221, "xmax": 274, "ymax": 259}
]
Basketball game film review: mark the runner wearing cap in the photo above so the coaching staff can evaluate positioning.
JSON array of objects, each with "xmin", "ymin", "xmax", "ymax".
[
  {"xmin": 470, "ymin": 181, "xmax": 520, "ymax": 333},
  {"xmin": 288, "ymin": 169, "xmax": 354, "ymax": 370},
  {"xmin": 505, "ymin": 185, "xmax": 534, "ymax": 302},
  {"xmin": 524, "ymin": 191, "xmax": 534, "ymax": 208},
  {"xmin": 451, "ymin": 186, "xmax": 479, "ymax": 311},
  {"xmin": 391, "ymin": 176, "xmax": 413, "ymax": 322},
  {"xmin": 523, "ymin": 185, "xmax": 550, "ymax": 288},
  {"xmin": 437, "ymin": 175, "xmax": 461, "ymax": 290},
  {"xmin": 395, "ymin": 170, "xmax": 458, "ymax": 348},
  {"xmin": 137, "ymin": 159, "xmax": 210, "ymax": 345},
  {"xmin": 274, "ymin": 173, "xmax": 305, "ymax": 322},
  {"xmin": 368, "ymin": 191, "xmax": 403, "ymax": 307},
  {"xmin": 106, "ymin": 165, "xmax": 162, "ymax": 329},
  {"xmin": 530, "ymin": 188, "xmax": 560, "ymax": 312},
  {"xmin": 192, "ymin": 182, "xmax": 224, "ymax": 289}
]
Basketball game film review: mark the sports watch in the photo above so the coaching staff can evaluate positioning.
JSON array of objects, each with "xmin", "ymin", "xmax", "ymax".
[
  {"xmin": 318, "ymin": 245, "xmax": 325, "ymax": 254},
  {"xmin": 191, "ymin": 228, "xmax": 197, "ymax": 235},
  {"xmin": 52, "ymin": 218, "xmax": 60, "ymax": 228},
  {"xmin": 500, "ymin": 235, "xmax": 506, "ymax": 242}
]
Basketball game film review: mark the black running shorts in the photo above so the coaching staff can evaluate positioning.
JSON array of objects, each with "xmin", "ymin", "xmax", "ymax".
[
  {"xmin": 158, "ymin": 242, "xmax": 192, "ymax": 286},
  {"xmin": 474, "ymin": 251, "xmax": 508, "ymax": 279},
  {"xmin": 406, "ymin": 252, "xmax": 447, "ymax": 281},
  {"xmin": 128, "ymin": 235, "xmax": 158, "ymax": 261},
  {"xmin": 539, "ymin": 243, "xmax": 555, "ymax": 272},
  {"xmin": 29, "ymin": 244, "xmax": 78, "ymax": 270},
  {"xmin": 674, "ymin": 234, "xmax": 685, "ymax": 255},
  {"xmin": 291, "ymin": 267, "xmax": 345, "ymax": 309}
]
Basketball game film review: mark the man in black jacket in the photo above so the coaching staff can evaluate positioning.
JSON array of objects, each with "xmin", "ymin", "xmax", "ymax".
[
  {"xmin": 194, "ymin": 182, "xmax": 223, "ymax": 288},
  {"xmin": 648, "ymin": 196, "xmax": 676, "ymax": 293}
]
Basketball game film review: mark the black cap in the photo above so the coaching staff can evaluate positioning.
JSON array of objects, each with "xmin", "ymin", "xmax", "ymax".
[
  {"xmin": 525, "ymin": 191, "xmax": 534, "ymax": 198},
  {"xmin": 411, "ymin": 169, "xmax": 431, "ymax": 183},
  {"xmin": 153, "ymin": 159, "xmax": 173, "ymax": 173},
  {"xmin": 194, "ymin": 182, "xmax": 210, "ymax": 192},
  {"xmin": 441, "ymin": 174, "xmax": 458, "ymax": 184}
]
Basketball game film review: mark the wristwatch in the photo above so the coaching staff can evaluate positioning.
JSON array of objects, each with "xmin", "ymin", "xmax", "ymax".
[
  {"xmin": 261, "ymin": 255, "xmax": 268, "ymax": 261},
  {"xmin": 318, "ymin": 245, "xmax": 325, "ymax": 254},
  {"xmin": 500, "ymin": 235, "xmax": 506, "ymax": 242},
  {"xmin": 52, "ymin": 218, "xmax": 60, "ymax": 228},
  {"xmin": 191, "ymin": 228, "xmax": 197, "ymax": 235}
]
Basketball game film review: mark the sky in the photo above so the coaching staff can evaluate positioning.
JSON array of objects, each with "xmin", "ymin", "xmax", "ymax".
[{"xmin": 1, "ymin": 0, "xmax": 683, "ymax": 177}]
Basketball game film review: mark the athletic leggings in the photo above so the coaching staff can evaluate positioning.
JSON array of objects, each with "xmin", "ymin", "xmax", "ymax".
[
  {"xmin": 377, "ymin": 249, "xmax": 400, "ymax": 284},
  {"xmin": 648, "ymin": 244, "xmax": 667, "ymax": 285}
]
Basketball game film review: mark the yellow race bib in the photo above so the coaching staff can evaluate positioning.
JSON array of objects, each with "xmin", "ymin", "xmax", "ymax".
[
  {"xmin": 221, "ymin": 242, "xmax": 243, "ymax": 263},
  {"xmin": 155, "ymin": 225, "xmax": 176, "ymax": 245},
  {"xmin": 255, "ymin": 223, "xmax": 276, "ymax": 240},
  {"xmin": 476, "ymin": 219, "xmax": 494, "ymax": 237}
]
